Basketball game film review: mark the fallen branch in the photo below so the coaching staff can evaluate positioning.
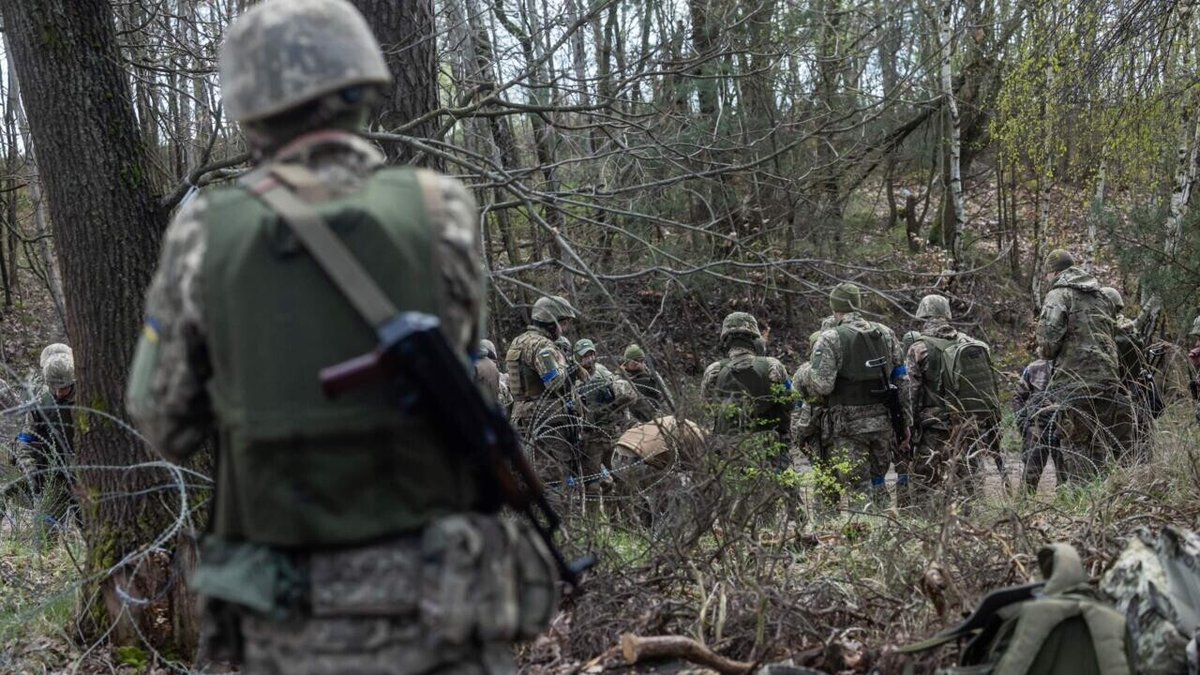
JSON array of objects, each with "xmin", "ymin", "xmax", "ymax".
[{"xmin": 620, "ymin": 633, "xmax": 754, "ymax": 674}]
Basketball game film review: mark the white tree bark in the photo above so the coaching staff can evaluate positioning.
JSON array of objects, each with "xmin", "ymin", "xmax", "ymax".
[{"xmin": 940, "ymin": 0, "xmax": 965, "ymax": 264}]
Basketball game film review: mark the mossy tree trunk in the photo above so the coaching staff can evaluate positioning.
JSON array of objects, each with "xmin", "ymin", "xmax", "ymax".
[{"xmin": 0, "ymin": 0, "xmax": 197, "ymax": 655}]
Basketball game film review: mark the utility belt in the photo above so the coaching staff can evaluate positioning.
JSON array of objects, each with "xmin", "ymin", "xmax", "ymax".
[{"xmin": 195, "ymin": 512, "xmax": 559, "ymax": 664}]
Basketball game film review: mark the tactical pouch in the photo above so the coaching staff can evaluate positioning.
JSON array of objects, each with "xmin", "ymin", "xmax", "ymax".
[{"xmin": 420, "ymin": 513, "xmax": 559, "ymax": 644}]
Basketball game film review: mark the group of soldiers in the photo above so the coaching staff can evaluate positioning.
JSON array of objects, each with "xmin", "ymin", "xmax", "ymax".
[
  {"xmin": 482, "ymin": 295, "xmax": 673, "ymax": 493},
  {"xmin": 497, "ymin": 248, "xmax": 1179, "ymax": 515},
  {"xmin": 105, "ymin": 1, "xmax": 1200, "ymax": 671}
]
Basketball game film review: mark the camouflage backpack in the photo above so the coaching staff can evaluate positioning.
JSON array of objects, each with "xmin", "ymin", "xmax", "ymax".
[
  {"xmin": 919, "ymin": 334, "xmax": 1001, "ymax": 419},
  {"xmin": 1101, "ymin": 527, "xmax": 1200, "ymax": 675},
  {"xmin": 903, "ymin": 543, "xmax": 1131, "ymax": 675}
]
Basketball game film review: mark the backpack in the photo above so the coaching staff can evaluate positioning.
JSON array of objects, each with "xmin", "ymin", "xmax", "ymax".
[
  {"xmin": 921, "ymin": 334, "xmax": 1001, "ymax": 419},
  {"xmin": 1100, "ymin": 527, "xmax": 1200, "ymax": 675},
  {"xmin": 902, "ymin": 544, "xmax": 1132, "ymax": 675}
]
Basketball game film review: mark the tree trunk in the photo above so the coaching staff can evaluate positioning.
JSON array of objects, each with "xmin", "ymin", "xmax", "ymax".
[
  {"xmin": 0, "ymin": 0, "xmax": 192, "ymax": 652},
  {"xmin": 940, "ymin": 0, "xmax": 965, "ymax": 265},
  {"xmin": 349, "ymin": 0, "xmax": 443, "ymax": 167}
]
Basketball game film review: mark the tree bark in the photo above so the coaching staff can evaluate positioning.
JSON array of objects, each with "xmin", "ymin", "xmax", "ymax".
[
  {"xmin": 941, "ymin": 0, "xmax": 966, "ymax": 265},
  {"xmin": 0, "ymin": 0, "xmax": 188, "ymax": 652},
  {"xmin": 349, "ymin": 0, "xmax": 443, "ymax": 167}
]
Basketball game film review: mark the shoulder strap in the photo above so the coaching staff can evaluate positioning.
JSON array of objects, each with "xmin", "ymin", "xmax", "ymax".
[{"xmin": 250, "ymin": 163, "xmax": 398, "ymax": 330}]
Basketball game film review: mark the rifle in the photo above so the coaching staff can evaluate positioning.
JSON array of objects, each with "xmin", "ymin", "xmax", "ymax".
[
  {"xmin": 866, "ymin": 356, "xmax": 907, "ymax": 445},
  {"xmin": 1141, "ymin": 343, "xmax": 1167, "ymax": 418},
  {"xmin": 319, "ymin": 311, "xmax": 596, "ymax": 588}
]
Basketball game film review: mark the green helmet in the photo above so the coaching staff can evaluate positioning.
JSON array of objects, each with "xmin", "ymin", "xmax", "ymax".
[
  {"xmin": 829, "ymin": 283, "xmax": 861, "ymax": 313},
  {"xmin": 623, "ymin": 344, "xmax": 646, "ymax": 361},
  {"xmin": 530, "ymin": 295, "xmax": 577, "ymax": 323},
  {"xmin": 1043, "ymin": 249, "xmax": 1074, "ymax": 274},
  {"xmin": 1189, "ymin": 315, "xmax": 1200, "ymax": 338},
  {"xmin": 39, "ymin": 343, "xmax": 72, "ymax": 371},
  {"xmin": 554, "ymin": 336, "xmax": 572, "ymax": 354},
  {"xmin": 915, "ymin": 294, "xmax": 951, "ymax": 320},
  {"xmin": 574, "ymin": 339, "xmax": 596, "ymax": 357},
  {"xmin": 1101, "ymin": 287, "xmax": 1124, "ymax": 314},
  {"xmin": 719, "ymin": 311, "xmax": 762, "ymax": 341},
  {"xmin": 43, "ymin": 354, "xmax": 75, "ymax": 390},
  {"xmin": 479, "ymin": 339, "xmax": 497, "ymax": 360},
  {"xmin": 219, "ymin": 0, "xmax": 392, "ymax": 123}
]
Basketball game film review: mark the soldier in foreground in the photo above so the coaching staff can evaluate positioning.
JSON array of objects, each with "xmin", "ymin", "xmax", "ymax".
[
  {"xmin": 904, "ymin": 295, "xmax": 1002, "ymax": 505},
  {"xmin": 797, "ymin": 283, "xmax": 908, "ymax": 508},
  {"xmin": 126, "ymin": 1, "xmax": 558, "ymax": 670},
  {"xmin": 1037, "ymin": 250, "xmax": 1133, "ymax": 482}
]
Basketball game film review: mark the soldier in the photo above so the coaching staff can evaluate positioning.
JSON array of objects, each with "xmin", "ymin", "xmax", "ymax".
[
  {"xmin": 1037, "ymin": 250, "xmax": 1133, "ymax": 482},
  {"xmin": 1015, "ymin": 353, "xmax": 1059, "ymax": 493},
  {"xmin": 125, "ymin": 1, "xmax": 557, "ymax": 671},
  {"xmin": 573, "ymin": 339, "xmax": 638, "ymax": 489},
  {"xmin": 701, "ymin": 312, "xmax": 792, "ymax": 470},
  {"xmin": 905, "ymin": 295, "xmax": 1002, "ymax": 504},
  {"xmin": 620, "ymin": 343, "xmax": 671, "ymax": 422},
  {"xmin": 507, "ymin": 295, "xmax": 582, "ymax": 480},
  {"xmin": 791, "ymin": 331, "xmax": 828, "ymax": 465},
  {"xmin": 1103, "ymin": 287, "xmax": 1155, "ymax": 456},
  {"xmin": 15, "ymin": 353, "xmax": 78, "ymax": 531},
  {"xmin": 797, "ymin": 283, "xmax": 908, "ymax": 507},
  {"xmin": 475, "ymin": 339, "xmax": 503, "ymax": 405}
]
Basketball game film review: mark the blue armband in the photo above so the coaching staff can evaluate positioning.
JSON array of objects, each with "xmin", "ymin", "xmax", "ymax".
[
  {"xmin": 541, "ymin": 368, "xmax": 560, "ymax": 384},
  {"xmin": 891, "ymin": 364, "xmax": 908, "ymax": 379},
  {"xmin": 16, "ymin": 432, "xmax": 34, "ymax": 444},
  {"xmin": 784, "ymin": 379, "xmax": 793, "ymax": 392}
]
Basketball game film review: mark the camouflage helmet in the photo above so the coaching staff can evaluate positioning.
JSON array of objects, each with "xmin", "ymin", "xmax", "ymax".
[
  {"xmin": 43, "ymin": 354, "xmax": 75, "ymax": 390},
  {"xmin": 829, "ymin": 283, "xmax": 861, "ymax": 313},
  {"xmin": 554, "ymin": 336, "xmax": 572, "ymax": 354},
  {"xmin": 219, "ymin": 0, "xmax": 392, "ymax": 123},
  {"xmin": 1101, "ymin": 287, "xmax": 1124, "ymax": 313},
  {"xmin": 719, "ymin": 311, "xmax": 762, "ymax": 341},
  {"xmin": 623, "ymin": 344, "xmax": 646, "ymax": 361},
  {"xmin": 479, "ymin": 339, "xmax": 497, "ymax": 360},
  {"xmin": 39, "ymin": 343, "xmax": 72, "ymax": 371},
  {"xmin": 1043, "ymin": 249, "xmax": 1074, "ymax": 274},
  {"xmin": 574, "ymin": 339, "xmax": 597, "ymax": 357},
  {"xmin": 530, "ymin": 295, "xmax": 577, "ymax": 323},
  {"xmin": 916, "ymin": 294, "xmax": 952, "ymax": 320},
  {"xmin": 1189, "ymin": 315, "xmax": 1200, "ymax": 338}
]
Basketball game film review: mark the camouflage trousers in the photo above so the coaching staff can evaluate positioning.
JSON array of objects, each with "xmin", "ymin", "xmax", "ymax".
[
  {"xmin": 511, "ymin": 399, "xmax": 583, "ymax": 489},
  {"xmin": 1051, "ymin": 385, "xmax": 1134, "ymax": 484},
  {"xmin": 1021, "ymin": 419, "xmax": 1062, "ymax": 492},
  {"xmin": 817, "ymin": 431, "xmax": 892, "ymax": 508},
  {"xmin": 240, "ymin": 614, "xmax": 516, "ymax": 675},
  {"xmin": 908, "ymin": 421, "xmax": 994, "ymax": 506}
]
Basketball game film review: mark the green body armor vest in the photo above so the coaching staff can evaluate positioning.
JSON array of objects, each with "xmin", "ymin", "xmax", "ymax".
[
  {"xmin": 918, "ymin": 334, "xmax": 1001, "ymax": 419},
  {"xmin": 202, "ymin": 167, "xmax": 485, "ymax": 548},
  {"xmin": 828, "ymin": 324, "xmax": 887, "ymax": 407},
  {"xmin": 712, "ymin": 355, "xmax": 787, "ymax": 435}
]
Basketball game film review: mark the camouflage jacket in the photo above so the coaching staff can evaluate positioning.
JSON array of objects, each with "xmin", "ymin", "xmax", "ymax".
[
  {"xmin": 1037, "ymin": 267, "xmax": 1120, "ymax": 390},
  {"xmin": 505, "ymin": 326, "xmax": 570, "ymax": 403},
  {"xmin": 127, "ymin": 131, "xmax": 484, "ymax": 463},
  {"xmin": 800, "ymin": 312, "xmax": 909, "ymax": 435},
  {"xmin": 1014, "ymin": 359, "xmax": 1054, "ymax": 433},
  {"xmin": 579, "ymin": 363, "xmax": 637, "ymax": 429}
]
